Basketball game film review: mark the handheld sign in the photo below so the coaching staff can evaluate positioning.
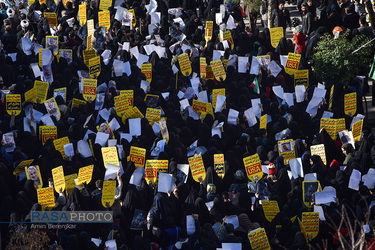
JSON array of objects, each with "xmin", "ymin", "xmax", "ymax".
[
  {"xmin": 214, "ymin": 154, "xmax": 225, "ymax": 178},
  {"xmin": 129, "ymin": 146, "xmax": 146, "ymax": 167},
  {"xmin": 102, "ymin": 147, "xmax": 120, "ymax": 168},
  {"xmin": 6, "ymin": 94, "xmax": 21, "ymax": 116},
  {"xmin": 277, "ymin": 139, "xmax": 295, "ymax": 164},
  {"xmin": 248, "ymin": 228, "xmax": 270, "ymax": 250},
  {"xmin": 77, "ymin": 165, "xmax": 94, "ymax": 185},
  {"xmin": 344, "ymin": 92, "xmax": 356, "ymax": 117},
  {"xmin": 188, "ymin": 154, "xmax": 206, "ymax": 182},
  {"xmin": 52, "ymin": 166, "xmax": 65, "ymax": 192},
  {"xmin": 205, "ymin": 21, "xmax": 213, "ymax": 42},
  {"xmin": 262, "ymin": 201, "xmax": 280, "ymax": 222},
  {"xmin": 101, "ymin": 180, "xmax": 116, "ymax": 207},
  {"xmin": 145, "ymin": 160, "xmax": 169, "ymax": 185},
  {"xmin": 243, "ymin": 153, "xmax": 263, "ymax": 182},
  {"xmin": 200, "ymin": 57, "xmax": 206, "ymax": 78},
  {"xmin": 37, "ymin": 187, "xmax": 55, "ymax": 208},
  {"xmin": 302, "ymin": 212, "xmax": 319, "ymax": 239},
  {"xmin": 270, "ymin": 27, "xmax": 284, "ymax": 48},
  {"xmin": 310, "ymin": 144, "xmax": 327, "ymax": 165},
  {"xmin": 285, "ymin": 53, "xmax": 301, "ymax": 75},
  {"xmin": 178, "ymin": 53, "xmax": 192, "ymax": 76},
  {"xmin": 211, "ymin": 60, "xmax": 226, "ymax": 81},
  {"xmin": 89, "ymin": 56, "xmax": 101, "ymax": 76},
  {"xmin": 83, "ymin": 79, "xmax": 97, "ymax": 101},
  {"xmin": 141, "ymin": 63, "xmax": 152, "ymax": 83},
  {"xmin": 294, "ymin": 70, "xmax": 309, "ymax": 88}
]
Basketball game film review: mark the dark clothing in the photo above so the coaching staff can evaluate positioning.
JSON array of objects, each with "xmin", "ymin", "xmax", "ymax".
[
  {"xmin": 271, "ymin": 8, "xmax": 291, "ymax": 30},
  {"xmin": 302, "ymin": 11, "xmax": 314, "ymax": 36}
]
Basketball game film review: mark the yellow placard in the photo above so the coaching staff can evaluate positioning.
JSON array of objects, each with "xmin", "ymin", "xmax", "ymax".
[
  {"xmin": 34, "ymin": 80, "xmax": 49, "ymax": 103},
  {"xmin": 294, "ymin": 70, "xmax": 309, "ymax": 88},
  {"xmin": 98, "ymin": 10, "xmax": 110, "ymax": 30},
  {"xmin": 87, "ymin": 34, "xmax": 92, "ymax": 50},
  {"xmin": 145, "ymin": 108, "xmax": 161, "ymax": 124},
  {"xmin": 328, "ymin": 85, "xmax": 334, "ymax": 110},
  {"xmin": 178, "ymin": 53, "xmax": 192, "ymax": 76},
  {"xmin": 320, "ymin": 118, "xmax": 337, "ymax": 140},
  {"xmin": 352, "ymin": 119, "xmax": 363, "ymax": 141},
  {"xmin": 41, "ymin": 126, "xmax": 57, "ymax": 145},
  {"xmin": 83, "ymin": 79, "xmax": 97, "ymax": 101},
  {"xmin": 212, "ymin": 88, "xmax": 225, "ymax": 110},
  {"xmin": 72, "ymin": 98, "xmax": 87, "ymax": 108},
  {"xmin": 206, "ymin": 65, "xmax": 214, "ymax": 80},
  {"xmin": 277, "ymin": 139, "xmax": 295, "ymax": 164},
  {"xmin": 159, "ymin": 117, "xmax": 169, "ymax": 142},
  {"xmin": 260, "ymin": 114, "xmax": 267, "ymax": 130},
  {"xmin": 285, "ymin": 53, "xmax": 301, "ymax": 75},
  {"xmin": 344, "ymin": 92, "xmax": 356, "ymax": 117},
  {"xmin": 115, "ymin": 95, "xmax": 131, "ymax": 117},
  {"xmin": 302, "ymin": 212, "xmax": 319, "ymax": 239},
  {"xmin": 25, "ymin": 87, "xmax": 37, "ymax": 103},
  {"xmin": 129, "ymin": 146, "xmax": 146, "ymax": 167},
  {"xmin": 310, "ymin": 144, "xmax": 327, "ymax": 165},
  {"xmin": 99, "ymin": 0, "xmax": 111, "ymax": 10},
  {"xmin": 87, "ymin": 19, "xmax": 94, "ymax": 36},
  {"xmin": 303, "ymin": 181, "xmax": 320, "ymax": 208},
  {"xmin": 270, "ymin": 27, "xmax": 284, "ymax": 48},
  {"xmin": 37, "ymin": 187, "xmax": 55, "ymax": 207},
  {"xmin": 77, "ymin": 165, "xmax": 94, "ymax": 185},
  {"xmin": 102, "ymin": 180, "xmax": 116, "ymax": 207},
  {"xmin": 89, "ymin": 56, "xmax": 101, "ymax": 76},
  {"xmin": 25, "ymin": 165, "xmax": 43, "ymax": 188},
  {"xmin": 53, "ymin": 137, "xmax": 70, "ymax": 159},
  {"xmin": 44, "ymin": 12, "xmax": 57, "ymax": 28},
  {"xmin": 121, "ymin": 106, "xmax": 144, "ymax": 123},
  {"xmin": 141, "ymin": 63, "xmax": 152, "ymax": 83},
  {"xmin": 192, "ymin": 99, "xmax": 208, "ymax": 114},
  {"xmin": 83, "ymin": 49, "xmax": 96, "ymax": 67},
  {"xmin": 79, "ymin": 4, "xmax": 87, "ymax": 25},
  {"xmin": 211, "ymin": 60, "xmax": 226, "ymax": 81},
  {"xmin": 248, "ymin": 228, "xmax": 271, "ymax": 250},
  {"xmin": 222, "ymin": 31, "xmax": 234, "ymax": 49},
  {"xmin": 214, "ymin": 154, "xmax": 225, "ymax": 178},
  {"xmin": 102, "ymin": 147, "xmax": 120, "ymax": 168},
  {"xmin": 298, "ymin": 217, "xmax": 308, "ymax": 243},
  {"xmin": 205, "ymin": 21, "xmax": 213, "ymax": 42},
  {"xmin": 188, "ymin": 154, "xmax": 206, "ymax": 182},
  {"xmin": 52, "ymin": 166, "xmax": 65, "ymax": 192},
  {"xmin": 145, "ymin": 160, "xmax": 169, "ymax": 185},
  {"xmin": 6, "ymin": 94, "xmax": 21, "ymax": 116},
  {"xmin": 65, "ymin": 173, "xmax": 77, "ymax": 195},
  {"xmin": 128, "ymin": 9, "xmax": 136, "ymax": 27},
  {"xmin": 120, "ymin": 90, "xmax": 134, "ymax": 105},
  {"xmin": 262, "ymin": 200, "xmax": 280, "ymax": 222},
  {"xmin": 13, "ymin": 159, "xmax": 34, "ymax": 175},
  {"xmin": 200, "ymin": 57, "xmax": 206, "ymax": 78},
  {"xmin": 243, "ymin": 153, "xmax": 263, "ymax": 182}
]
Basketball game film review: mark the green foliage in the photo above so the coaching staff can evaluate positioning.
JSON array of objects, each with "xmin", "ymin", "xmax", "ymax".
[
  {"xmin": 243, "ymin": 0, "xmax": 263, "ymax": 13},
  {"xmin": 312, "ymin": 30, "xmax": 374, "ymax": 85}
]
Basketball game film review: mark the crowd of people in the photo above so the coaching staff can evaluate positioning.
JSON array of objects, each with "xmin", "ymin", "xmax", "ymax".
[{"xmin": 0, "ymin": 0, "xmax": 375, "ymax": 249}]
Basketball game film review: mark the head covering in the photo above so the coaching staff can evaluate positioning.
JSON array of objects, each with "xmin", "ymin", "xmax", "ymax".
[{"xmin": 268, "ymin": 163, "xmax": 277, "ymax": 175}]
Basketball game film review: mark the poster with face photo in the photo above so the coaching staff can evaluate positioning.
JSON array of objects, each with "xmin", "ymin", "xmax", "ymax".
[
  {"xmin": 44, "ymin": 97, "xmax": 61, "ymax": 119},
  {"xmin": 25, "ymin": 165, "xmax": 43, "ymax": 188},
  {"xmin": 60, "ymin": 49, "xmax": 72, "ymax": 64},
  {"xmin": 46, "ymin": 36, "xmax": 58, "ymax": 55},
  {"xmin": 42, "ymin": 64, "xmax": 54, "ymax": 83},
  {"xmin": 3, "ymin": 132, "xmax": 15, "ymax": 153},
  {"xmin": 95, "ymin": 93, "xmax": 105, "ymax": 110}
]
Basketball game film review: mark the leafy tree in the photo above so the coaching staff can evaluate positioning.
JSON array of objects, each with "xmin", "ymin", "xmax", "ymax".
[
  {"xmin": 243, "ymin": 0, "xmax": 263, "ymax": 31},
  {"xmin": 312, "ymin": 30, "xmax": 374, "ymax": 86}
]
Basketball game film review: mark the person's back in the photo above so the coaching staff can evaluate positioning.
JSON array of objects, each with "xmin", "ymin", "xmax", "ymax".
[
  {"xmin": 357, "ymin": 16, "xmax": 374, "ymax": 38},
  {"xmin": 342, "ymin": 4, "xmax": 359, "ymax": 30}
]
